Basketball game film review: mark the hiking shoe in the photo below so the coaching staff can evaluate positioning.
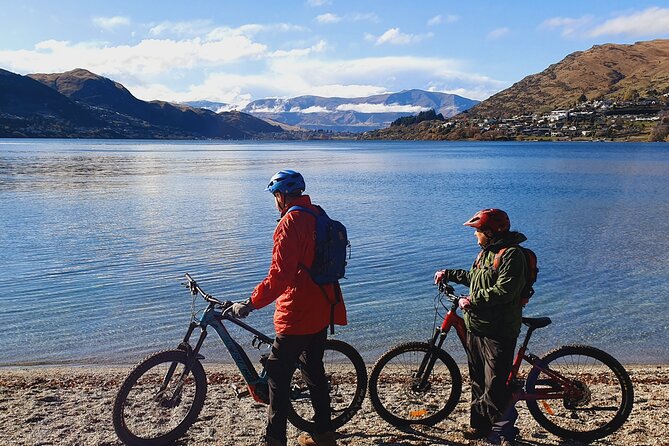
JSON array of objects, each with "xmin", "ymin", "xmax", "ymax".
[
  {"xmin": 462, "ymin": 427, "xmax": 490, "ymax": 440},
  {"xmin": 297, "ymin": 431, "xmax": 337, "ymax": 446}
]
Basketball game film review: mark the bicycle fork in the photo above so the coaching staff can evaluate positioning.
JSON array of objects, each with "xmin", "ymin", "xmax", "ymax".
[
  {"xmin": 414, "ymin": 328, "xmax": 449, "ymax": 390},
  {"xmin": 155, "ymin": 322, "xmax": 207, "ymax": 405}
]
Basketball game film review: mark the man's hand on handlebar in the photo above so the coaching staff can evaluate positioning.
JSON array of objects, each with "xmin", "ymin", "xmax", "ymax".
[
  {"xmin": 230, "ymin": 299, "xmax": 255, "ymax": 319},
  {"xmin": 434, "ymin": 270, "xmax": 447, "ymax": 285},
  {"xmin": 458, "ymin": 296, "xmax": 472, "ymax": 312}
]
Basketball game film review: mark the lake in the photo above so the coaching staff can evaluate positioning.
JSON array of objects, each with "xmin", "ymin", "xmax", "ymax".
[{"xmin": 1, "ymin": 139, "xmax": 667, "ymax": 366}]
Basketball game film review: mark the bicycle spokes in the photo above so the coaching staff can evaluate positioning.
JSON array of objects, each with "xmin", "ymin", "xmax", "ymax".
[{"xmin": 526, "ymin": 345, "xmax": 633, "ymax": 441}]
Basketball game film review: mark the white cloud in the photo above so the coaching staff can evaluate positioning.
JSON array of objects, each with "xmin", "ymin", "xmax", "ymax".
[
  {"xmin": 149, "ymin": 20, "xmax": 213, "ymax": 37},
  {"xmin": 336, "ymin": 103, "xmax": 429, "ymax": 113},
  {"xmin": 318, "ymin": 12, "xmax": 379, "ymax": 24},
  {"xmin": 488, "ymin": 27, "xmax": 510, "ymax": 39},
  {"xmin": 306, "ymin": 0, "xmax": 331, "ymax": 6},
  {"xmin": 92, "ymin": 16, "xmax": 130, "ymax": 30},
  {"xmin": 270, "ymin": 40, "xmax": 327, "ymax": 57},
  {"xmin": 0, "ymin": 36, "xmax": 268, "ymax": 78},
  {"xmin": 372, "ymin": 28, "xmax": 433, "ymax": 46},
  {"xmin": 590, "ymin": 7, "xmax": 669, "ymax": 36},
  {"xmin": 427, "ymin": 15, "xmax": 459, "ymax": 26},
  {"xmin": 316, "ymin": 13, "xmax": 341, "ymax": 24},
  {"xmin": 540, "ymin": 15, "xmax": 593, "ymax": 37}
]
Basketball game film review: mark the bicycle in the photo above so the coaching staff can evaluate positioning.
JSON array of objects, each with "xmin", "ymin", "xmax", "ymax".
[
  {"xmin": 368, "ymin": 281, "xmax": 634, "ymax": 442},
  {"xmin": 112, "ymin": 273, "xmax": 367, "ymax": 446}
]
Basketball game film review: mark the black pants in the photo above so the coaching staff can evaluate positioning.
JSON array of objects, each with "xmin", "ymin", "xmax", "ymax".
[
  {"xmin": 265, "ymin": 328, "xmax": 332, "ymax": 444},
  {"xmin": 466, "ymin": 331, "xmax": 517, "ymax": 434}
]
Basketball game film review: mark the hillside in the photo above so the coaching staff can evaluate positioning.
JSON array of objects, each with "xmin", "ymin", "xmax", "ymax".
[
  {"xmin": 469, "ymin": 39, "xmax": 669, "ymax": 118},
  {"xmin": 1, "ymin": 68, "xmax": 282, "ymax": 139},
  {"xmin": 241, "ymin": 89, "xmax": 478, "ymax": 132},
  {"xmin": 362, "ymin": 39, "xmax": 669, "ymax": 142},
  {"xmin": 0, "ymin": 69, "xmax": 102, "ymax": 137}
]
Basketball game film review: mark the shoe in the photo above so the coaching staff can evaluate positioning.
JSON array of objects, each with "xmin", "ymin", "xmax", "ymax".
[
  {"xmin": 297, "ymin": 431, "xmax": 337, "ymax": 446},
  {"xmin": 462, "ymin": 427, "xmax": 490, "ymax": 440}
]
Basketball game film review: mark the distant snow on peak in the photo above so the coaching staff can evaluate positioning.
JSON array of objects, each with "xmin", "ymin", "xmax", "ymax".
[
  {"xmin": 335, "ymin": 103, "xmax": 429, "ymax": 113},
  {"xmin": 298, "ymin": 106, "xmax": 332, "ymax": 113}
]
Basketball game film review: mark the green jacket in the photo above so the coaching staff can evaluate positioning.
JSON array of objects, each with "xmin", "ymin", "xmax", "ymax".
[{"xmin": 444, "ymin": 231, "xmax": 527, "ymax": 339}]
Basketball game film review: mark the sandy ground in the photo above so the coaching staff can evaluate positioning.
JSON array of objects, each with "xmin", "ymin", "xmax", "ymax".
[{"xmin": 0, "ymin": 364, "xmax": 667, "ymax": 446}]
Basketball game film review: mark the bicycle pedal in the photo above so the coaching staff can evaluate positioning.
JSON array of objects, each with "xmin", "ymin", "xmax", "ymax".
[{"xmin": 230, "ymin": 384, "xmax": 250, "ymax": 399}]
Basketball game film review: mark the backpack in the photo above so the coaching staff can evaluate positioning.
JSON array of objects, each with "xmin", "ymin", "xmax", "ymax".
[
  {"xmin": 286, "ymin": 205, "xmax": 350, "ymax": 332},
  {"xmin": 476, "ymin": 246, "xmax": 538, "ymax": 307}
]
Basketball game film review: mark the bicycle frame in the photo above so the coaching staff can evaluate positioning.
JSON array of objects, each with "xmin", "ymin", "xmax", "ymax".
[
  {"xmin": 179, "ymin": 300, "xmax": 274, "ymax": 404},
  {"xmin": 426, "ymin": 288, "xmax": 578, "ymax": 405}
]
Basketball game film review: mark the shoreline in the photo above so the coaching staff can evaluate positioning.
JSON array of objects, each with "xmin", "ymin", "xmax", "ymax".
[{"xmin": 1, "ymin": 364, "xmax": 667, "ymax": 446}]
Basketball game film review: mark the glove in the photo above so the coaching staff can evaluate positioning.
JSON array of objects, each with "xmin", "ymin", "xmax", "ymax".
[
  {"xmin": 458, "ymin": 296, "xmax": 472, "ymax": 311},
  {"xmin": 230, "ymin": 299, "xmax": 254, "ymax": 318},
  {"xmin": 434, "ymin": 269, "xmax": 447, "ymax": 285}
]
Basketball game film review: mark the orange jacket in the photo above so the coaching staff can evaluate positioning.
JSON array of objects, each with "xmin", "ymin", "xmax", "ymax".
[{"xmin": 250, "ymin": 195, "xmax": 347, "ymax": 335}]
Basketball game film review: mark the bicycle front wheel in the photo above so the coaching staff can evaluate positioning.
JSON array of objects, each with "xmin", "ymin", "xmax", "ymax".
[
  {"xmin": 369, "ymin": 342, "xmax": 462, "ymax": 426},
  {"xmin": 112, "ymin": 349, "xmax": 207, "ymax": 446},
  {"xmin": 525, "ymin": 344, "xmax": 634, "ymax": 442},
  {"xmin": 287, "ymin": 339, "xmax": 367, "ymax": 431}
]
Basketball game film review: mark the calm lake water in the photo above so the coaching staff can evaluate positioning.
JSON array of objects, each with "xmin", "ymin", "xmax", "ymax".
[{"xmin": 1, "ymin": 139, "xmax": 668, "ymax": 366}]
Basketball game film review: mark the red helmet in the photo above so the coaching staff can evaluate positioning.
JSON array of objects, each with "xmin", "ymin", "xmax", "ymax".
[{"xmin": 463, "ymin": 208, "xmax": 510, "ymax": 234}]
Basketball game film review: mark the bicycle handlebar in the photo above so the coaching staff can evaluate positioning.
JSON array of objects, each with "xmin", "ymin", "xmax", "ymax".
[
  {"xmin": 183, "ymin": 273, "xmax": 232, "ymax": 309},
  {"xmin": 437, "ymin": 279, "xmax": 467, "ymax": 306}
]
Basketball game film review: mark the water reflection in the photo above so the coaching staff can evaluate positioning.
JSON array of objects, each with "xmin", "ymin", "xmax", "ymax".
[{"xmin": 0, "ymin": 140, "xmax": 668, "ymax": 365}]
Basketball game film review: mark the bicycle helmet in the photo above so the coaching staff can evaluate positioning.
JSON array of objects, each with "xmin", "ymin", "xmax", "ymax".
[
  {"xmin": 463, "ymin": 208, "xmax": 510, "ymax": 234},
  {"xmin": 265, "ymin": 169, "xmax": 305, "ymax": 195}
]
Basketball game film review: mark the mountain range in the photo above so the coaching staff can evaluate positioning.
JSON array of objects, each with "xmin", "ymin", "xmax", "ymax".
[
  {"xmin": 0, "ymin": 68, "xmax": 282, "ymax": 139},
  {"xmin": 240, "ymin": 91, "xmax": 478, "ymax": 132},
  {"xmin": 184, "ymin": 90, "xmax": 478, "ymax": 133}
]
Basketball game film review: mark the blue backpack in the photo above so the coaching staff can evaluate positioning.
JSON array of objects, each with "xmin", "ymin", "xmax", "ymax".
[
  {"xmin": 286, "ymin": 205, "xmax": 350, "ymax": 284},
  {"xmin": 287, "ymin": 205, "xmax": 350, "ymax": 333}
]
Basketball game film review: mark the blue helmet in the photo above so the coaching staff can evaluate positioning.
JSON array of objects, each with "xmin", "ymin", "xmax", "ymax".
[{"xmin": 265, "ymin": 169, "xmax": 305, "ymax": 194}]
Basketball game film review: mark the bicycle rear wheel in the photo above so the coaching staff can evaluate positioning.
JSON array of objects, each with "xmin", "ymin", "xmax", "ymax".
[
  {"xmin": 368, "ymin": 342, "xmax": 462, "ymax": 426},
  {"xmin": 525, "ymin": 344, "xmax": 634, "ymax": 442},
  {"xmin": 112, "ymin": 349, "xmax": 207, "ymax": 446},
  {"xmin": 287, "ymin": 339, "xmax": 367, "ymax": 431}
]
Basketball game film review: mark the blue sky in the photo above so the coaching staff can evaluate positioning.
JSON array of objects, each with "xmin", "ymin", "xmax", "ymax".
[{"xmin": 1, "ymin": 1, "xmax": 668, "ymax": 107}]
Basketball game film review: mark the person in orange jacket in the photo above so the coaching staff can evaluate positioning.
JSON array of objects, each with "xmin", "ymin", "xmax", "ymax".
[{"xmin": 231, "ymin": 169, "xmax": 346, "ymax": 446}]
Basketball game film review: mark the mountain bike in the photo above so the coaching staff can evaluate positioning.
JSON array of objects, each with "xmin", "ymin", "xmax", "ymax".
[
  {"xmin": 112, "ymin": 273, "xmax": 367, "ymax": 446},
  {"xmin": 368, "ymin": 282, "xmax": 634, "ymax": 442}
]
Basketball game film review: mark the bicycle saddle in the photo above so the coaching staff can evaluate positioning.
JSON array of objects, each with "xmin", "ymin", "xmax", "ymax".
[{"xmin": 521, "ymin": 317, "xmax": 552, "ymax": 329}]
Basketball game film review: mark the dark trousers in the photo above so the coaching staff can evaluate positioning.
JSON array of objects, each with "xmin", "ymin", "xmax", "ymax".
[
  {"xmin": 466, "ymin": 331, "xmax": 517, "ymax": 435},
  {"xmin": 265, "ymin": 328, "xmax": 332, "ymax": 444}
]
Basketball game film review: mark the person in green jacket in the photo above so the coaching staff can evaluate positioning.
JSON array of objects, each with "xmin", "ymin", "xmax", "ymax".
[{"xmin": 434, "ymin": 208, "xmax": 527, "ymax": 446}]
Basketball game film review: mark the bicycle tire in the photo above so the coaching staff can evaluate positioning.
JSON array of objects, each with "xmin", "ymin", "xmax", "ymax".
[
  {"xmin": 112, "ymin": 349, "xmax": 207, "ymax": 446},
  {"xmin": 368, "ymin": 342, "xmax": 462, "ymax": 426},
  {"xmin": 525, "ymin": 344, "xmax": 634, "ymax": 442},
  {"xmin": 287, "ymin": 339, "xmax": 367, "ymax": 431}
]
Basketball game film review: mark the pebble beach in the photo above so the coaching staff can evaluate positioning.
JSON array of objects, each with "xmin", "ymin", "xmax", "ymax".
[{"xmin": 1, "ymin": 364, "xmax": 667, "ymax": 446}]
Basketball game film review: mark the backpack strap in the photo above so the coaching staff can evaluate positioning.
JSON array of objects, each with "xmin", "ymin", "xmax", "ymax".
[
  {"xmin": 493, "ymin": 247, "xmax": 509, "ymax": 270},
  {"xmin": 286, "ymin": 205, "xmax": 318, "ymax": 218}
]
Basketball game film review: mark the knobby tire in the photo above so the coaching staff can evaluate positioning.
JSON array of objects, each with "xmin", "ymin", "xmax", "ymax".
[
  {"xmin": 287, "ymin": 339, "xmax": 367, "ymax": 431},
  {"xmin": 368, "ymin": 342, "xmax": 462, "ymax": 426},
  {"xmin": 112, "ymin": 349, "xmax": 207, "ymax": 446},
  {"xmin": 525, "ymin": 344, "xmax": 633, "ymax": 441}
]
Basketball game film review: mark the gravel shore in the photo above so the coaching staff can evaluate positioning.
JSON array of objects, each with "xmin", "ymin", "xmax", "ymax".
[{"xmin": 1, "ymin": 364, "xmax": 667, "ymax": 446}]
